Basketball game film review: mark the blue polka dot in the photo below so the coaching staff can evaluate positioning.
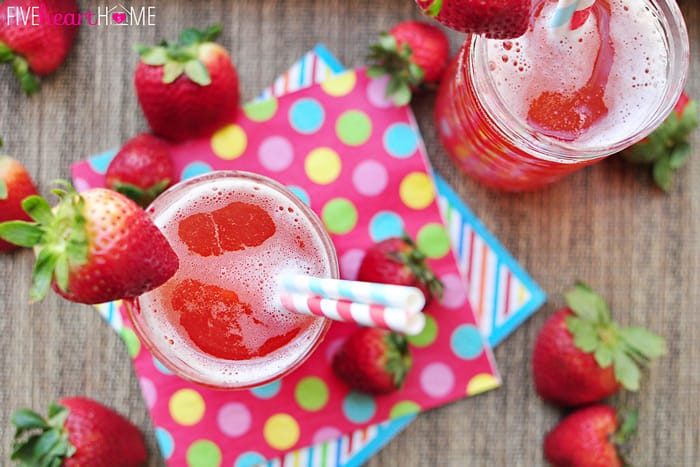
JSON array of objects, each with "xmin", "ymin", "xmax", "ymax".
[
  {"xmin": 153, "ymin": 357, "xmax": 173, "ymax": 375},
  {"xmin": 181, "ymin": 161, "xmax": 212, "ymax": 180},
  {"xmin": 384, "ymin": 123, "xmax": 418, "ymax": 158},
  {"xmin": 250, "ymin": 380, "xmax": 282, "ymax": 399},
  {"xmin": 235, "ymin": 451, "xmax": 267, "ymax": 467},
  {"xmin": 287, "ymin": 185, "xmax": 311, "ymax": 206},
  {"xmin": 155, "ymin": 427, "xmax": 174, "ymax": 459},
  {"xmin": 88, "ymin": 149, "xmax": 117, "ymax": 174},
  {"xmin": 369, "ymin": 211, "xmax": 405, "ymax": 242},
  {"xmin": 451, "ymin": 324, "xmax": 483, "ymax": 359},
  {"xmin": 342, "ymin": 391, "xmax": 376, "ymax": 423},
  {"xmin": 289, "ymin": 98, "xmax": 325, "ymax": 134}
]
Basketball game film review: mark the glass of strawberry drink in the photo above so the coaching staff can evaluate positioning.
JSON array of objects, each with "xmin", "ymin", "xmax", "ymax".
[
  {"xmin": 125, "ymin": 171, "xmax": 338, "ymax": 389},
  {"xmin": 435, "ymin": 0, "xmax": 689, "ymax": 191}
]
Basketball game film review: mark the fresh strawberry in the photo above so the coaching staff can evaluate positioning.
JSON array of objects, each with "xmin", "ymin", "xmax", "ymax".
[
  {"xmin": 544, "ymin": 404, "xmax": 637, "ymax": 467},
  {"xmin": 0, "ymin": 139, "xmax": 38, "ymax": 252},
  {"xmin": 415, "ymin": 0, "xmax": 531, "ymax": 39},
  {"xmin": 532, "ymin": 283, "xmax": 666, "ymax": 407},
  {"xmin": 105, "ymin": 133, "xmax": 176, "ymax": 207},
  {"xmin": 357, "ymin": 235, "xmax": 443, "ymax": 303},
  {"xmin": 134, "ymin": 25, "xmax": 240, "ymax": 142},
  {"xmin": 0, "ymin": 184, "xmax": 178, "ymax": 304},
  {"xmin": 621, "ymin": 91, "xmax": 699, "ymax": 191},
  {"xmin": 367, "ymin": 20, "xmax": 450, "ymax": 105},
  {"xmin": 11, "ymin": 397, "xmax": 147, "ymax": 466},
  {"xmin": 332, "ymin": 327, "xmax": 412, "ymax": 395},
  {"xmin": 0, "ymin": 0, "xmax": 79, "ymax": 95}
]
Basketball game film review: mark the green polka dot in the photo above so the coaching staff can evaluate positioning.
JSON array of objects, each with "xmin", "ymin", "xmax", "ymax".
[
  {"xmin": 294, "ymin": 377, "xmax": 329, "ymax": 411},
  {"xmin": 120, "ymin": 328, "xmax": 140, "ymax": 358},
  {"xmin": 243, "ymin": 98, "xmax": 278, "ymax": 122},
  {"xmin": 186, "ymin": 439, "xmax": 222, "ymax": 467},
  {"xmin": 417, "ymin": 223, "xmax": 451, "ymax": 259},
  {"xmin": 322, "ymin": 198, "xmax": 358, "ymax": 234},
  {"xmin": 390, "ymin": 401, "xmax": 421, "ymax": 419},
  {"xmin": 336, "ymin": 110, "xmax": 372, "ymax": 146},
  {"xmin": 407, "ymin": 314, "xmax": 438, "ymax": 347}
]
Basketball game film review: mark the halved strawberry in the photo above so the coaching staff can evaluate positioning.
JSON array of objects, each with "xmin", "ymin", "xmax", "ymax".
[
  {"xmin": 0, "ymin": 183, "xmax": 178, "ymax": 304},
  {"xmin": 621, "ymin": 91, "xmax": 699, "ymax": 191}
]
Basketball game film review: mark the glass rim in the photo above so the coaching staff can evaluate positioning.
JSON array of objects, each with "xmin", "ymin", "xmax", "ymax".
[
  {"xmin": 469, "ymin": 0, "xmax": 690, "ymax": 163},
  {"xmin": 126, "ymin": 170, "xmax": 339, "ymax": 390}
]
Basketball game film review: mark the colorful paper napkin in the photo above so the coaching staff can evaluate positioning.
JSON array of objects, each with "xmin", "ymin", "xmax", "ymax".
[{"xmin": 71, "ymin": 68, "xmax": 500, "ymax": 465}]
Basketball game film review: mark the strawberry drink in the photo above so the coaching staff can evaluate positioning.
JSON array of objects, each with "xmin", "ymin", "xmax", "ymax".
[
  {"xmin": 435, "ymin": 0, "xmax": 689, "ymax": 191},
  {"xmin": 126, "ymin": 171, "xmax": 338, "ymax": 389}
]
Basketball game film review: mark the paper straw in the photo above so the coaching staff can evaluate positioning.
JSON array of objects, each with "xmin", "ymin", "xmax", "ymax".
[
  {"xmin": 280, "ymin": 274, "xmax": 426, "ymax": 313},
  {"xmin": 549, "ymin": 0, "xmax": 595, "ymax": 31},
  {"xmin": 279, "ymin": 293, "xmax": 427, "ymax": 336}
]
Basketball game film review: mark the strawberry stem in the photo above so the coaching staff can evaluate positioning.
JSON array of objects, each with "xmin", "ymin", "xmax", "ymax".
[
  {"xmin": 0, "ymin": 41, "xmax": 40, "ymax": 96},
  {"xmin": 11, "ymin": 403, "xmax": 76, "ymax": 464}
]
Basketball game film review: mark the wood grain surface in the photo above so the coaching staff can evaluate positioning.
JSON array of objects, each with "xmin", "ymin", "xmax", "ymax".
[{"xmin": 1, "ymin": 1, "xmax": 698, "ymax": 465}]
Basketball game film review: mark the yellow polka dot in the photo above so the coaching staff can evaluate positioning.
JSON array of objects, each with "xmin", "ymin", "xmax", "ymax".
[
  {"xmin": 169, "ymin": 389, "xmax": 205, "ymax": 426},
  {"xmin": 321, "ymin": 71, "xmax": 357, "ymax": 97},
  {"xmin": 305, "ymin": 147, "xmax": 342, "ymax": 185},
  {"xmin": 211, "ymin": 124, "xmax": 247, "ymax": 160},
  {"xmin": 466, "ymin": 373, "xmax": 500, "ymax": 396},
  {"xmin": 263, "ymin": 413, "xmax": 300, "ymax": 450},
  {"xmin": 399, "ymin": 172, "xmax": 435, "ymax": 210}
]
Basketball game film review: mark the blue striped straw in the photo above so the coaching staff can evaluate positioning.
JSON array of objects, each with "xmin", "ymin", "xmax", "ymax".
[
  {"xmin": 279, "ymin": 274, "xmax": 426, "ymax": 314},
  {"xmin": 550, "ymin": 0, "xmax": 595, "ymax": 29}
]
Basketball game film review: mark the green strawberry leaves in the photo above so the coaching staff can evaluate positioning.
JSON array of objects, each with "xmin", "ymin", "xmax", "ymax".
[
  {"xmin": 391, "ymin": 234, "xmax": 444, "ymax": 300},
  {"xmin": 367, "ymin": 33, "xmax": 425, "ymax": 106},
  {"xmin": 0, "ymin": 41, "xmax": 40, "ymax": 96},
  {"xmin": 420, "ymin": 0, "xmax": 444, "ymax": 17},
  {"xmin": 564, "ymin": 283, "xmax": 667, "ymax": 391},
  {"xmin": 621, "ymin": 96, "xmax": 698, "ymax": 191},
  {"xmin": 11, "ymin": 403, "xmax": 76, "ymax": 466},
  {"xmin": 383, "ymin": 331, "xmax": 413, "ymax": 389},
  {"xmin": 136, "ymin": 25, "xmax": 222, "ymax": 86},
  {"xmin": 0, "ymin": 184, "xmax": 89, "ymax": 302}
]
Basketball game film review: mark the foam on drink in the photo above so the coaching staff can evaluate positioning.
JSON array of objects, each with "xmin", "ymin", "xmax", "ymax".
[
  {"xmin": 133, "ymin": 173, "xmax": 335, "ymax": 388},
  {"xmin": 486, "ymin": 0, "xmax": 669, "ymax": 147}
]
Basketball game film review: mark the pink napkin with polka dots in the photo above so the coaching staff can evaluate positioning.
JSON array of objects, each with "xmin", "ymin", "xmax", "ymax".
[{"xmin": 70, "ymin": 68, "xmax": 500, "ymax": 466}]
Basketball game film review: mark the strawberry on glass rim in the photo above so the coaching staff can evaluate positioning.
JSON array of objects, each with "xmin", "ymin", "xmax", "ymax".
[
  {"xmin": 134, "ymin": 24, "xmax": 240, "ymax": 142},
  {"xmin": 415, "ymin": 0, "xmax": 532, "ymax": 39},
  {"xmin": 0, "ymin": 183, "xmax": 178, "ymax": 304}
]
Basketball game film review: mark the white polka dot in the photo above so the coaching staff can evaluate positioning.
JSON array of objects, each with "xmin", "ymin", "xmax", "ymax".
[
  {"xmin": 73, "ymin": 177, "xmax": 91, "ymax": 193},
  {"xmin": 340, "ymin": 249, "xmax": 366, "ymax": 281},
  {"xmin": 325, "ymin": 337, "xmax": 346, "ymax": 364},
  {"xmin": 420, "ymin": 362, "xmax": 455, "ymax": 398},
  {"xmin": 258, "ymin": 135, "xmax": 294, "ymax": 172},
  {"xmin": 440, "ymin": 273, "xmax": 468, "ymax": 309},
  {"xmin": 217, "ymin": 402, "xmax": 252, "ymax": 437},
  {"xmin": 139, "ymin": 377, "xmax": 157, "ymax": 409},
  {"xmin": 367, "ymin": 75, "xmax": 394, "ymax": 108},
  {"xmin": 352, "ymin": 160, "xmax": 388, "ymax": 196},
  {"xmin": 313, "ymin": 426, "xmax": 342, "ymax": 444}
]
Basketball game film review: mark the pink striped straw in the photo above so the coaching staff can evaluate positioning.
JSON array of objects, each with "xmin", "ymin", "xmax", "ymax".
[
  {"xmin": 279, "ymin": 293, "xmax": 427, "ymax": 336},
  {"xmin": 550, "ymin": 0, "xmax": 595, "ymax": 31}
]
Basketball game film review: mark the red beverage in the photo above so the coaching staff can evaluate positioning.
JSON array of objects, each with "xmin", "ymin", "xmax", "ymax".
[
  {"xmin": 126, "ymin": 171, "xmax": 338, "ymax": 389},
  {"xmin": 435, "ymin": 0, "xmax": 688, "ymax": 191}
]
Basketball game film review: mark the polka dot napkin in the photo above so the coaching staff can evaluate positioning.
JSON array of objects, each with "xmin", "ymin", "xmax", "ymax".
[{"xmin": 71, "ymin": 68, "xmax": 500, "ymax": 466}]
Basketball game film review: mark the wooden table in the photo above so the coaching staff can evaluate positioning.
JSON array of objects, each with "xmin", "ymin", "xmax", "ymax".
[{"xmin": 1, "ymin": 1, "xmax": 698, "ymax": 465}]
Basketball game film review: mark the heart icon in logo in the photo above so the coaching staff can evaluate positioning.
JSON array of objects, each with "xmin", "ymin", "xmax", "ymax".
[{"xmin": 112, "ymin": 12, "xmax": 126, "ymax": 24}]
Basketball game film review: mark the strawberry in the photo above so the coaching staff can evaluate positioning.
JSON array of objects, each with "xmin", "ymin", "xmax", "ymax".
[
  {"xmin": 11, "ymin": 397, "xmax": 147, "ymax": 466},
  {"xmin": 367, "ymin": 20, "xmax": 450, "ymax": 105},
  {"xmin": 134, "ymin": 25, "xmax": 240, "ymax": 142},
  {"xmin": 332, "ymin": 327, "xmax": 412, "ymax": 395},
  {"xmin": 0, "ymin": 184, "xmax": 178, "ymax": 304},
  {"xmin": 0, "ymin": 0, "xmax": 79, "ymax": 95},
  {"xmin": 0, "ymin": 138, "xmax": 39, "ymax": 252},
  {"xmin": 621, "ymin": 91, "xmax": 699, "ymax": 191},
  {"xmin": 532, "ymin": 283, "xmax": 666, "ymax": 407},
  {"xmin": 415, "ymin": 0, "xmax": 532, "ymax": 39},
  {"xmin": 544, "ymin": 404, "xmax": 637, "ymax": 467},
  {"xmin": 105, "ymin": 133, "xmax": 176, "ymax": 207},
  {"xmin": 357, "ymin": 236, "xmax": 443, "ymax": 303}
]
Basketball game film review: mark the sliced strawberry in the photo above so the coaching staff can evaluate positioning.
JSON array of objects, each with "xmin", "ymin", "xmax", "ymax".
[
  {"xmin": 416, "ymin": 0, "xmax": 532, "ymax": 39},
  {"xmin": 105, "ymin": 133, "xmax": 175, "ymax": 207},
  {"xmin": 178, "ymin": 201, "xmax": 276, "ymax": 257},
  {"xmin": 0, "ymin": 183, "xmax": 179, "ymax": 304}
]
